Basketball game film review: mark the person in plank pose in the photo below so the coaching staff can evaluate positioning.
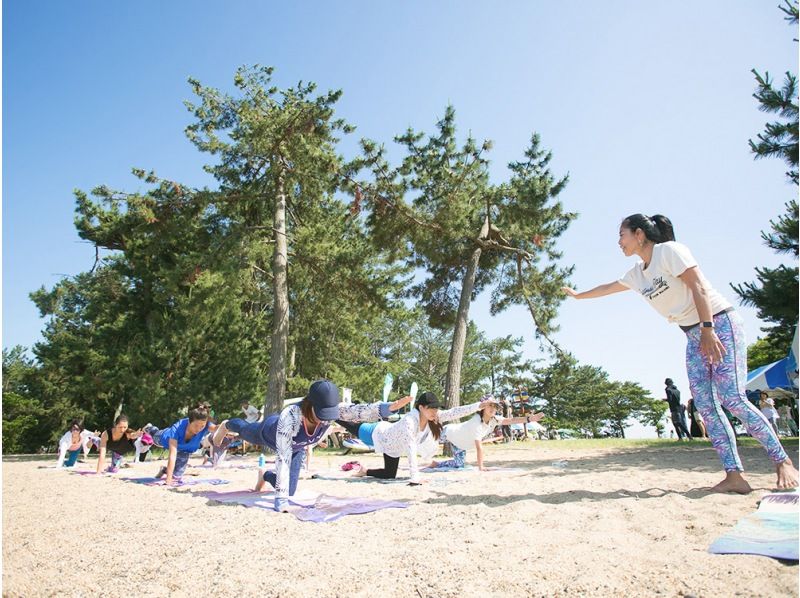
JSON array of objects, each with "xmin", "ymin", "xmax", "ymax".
[
  {"xmin": 338, "ymin": 392, "xmax": 495, "ymax": 484},
  {"xmin": 95, "ymin": 414, "xmax": 144, "ymax": 473},
  {"xmin": 144, "ymin": 405, "xmax": 211, "ymax": 485},
  {"xmin": 212, "ymin": 380, "xmax": 411, "ymax": 512},
  {"xmin": 431, "ymin": 398, "xmax": 544, "ymax": 470},
  {"xmin": 563, "ymin": 213, "xmax": 797, "ymax": 492}
]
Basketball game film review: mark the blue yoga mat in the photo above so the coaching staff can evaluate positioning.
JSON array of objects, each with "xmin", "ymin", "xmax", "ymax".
[{"xmin": 709, "ymin": 491, "xmax": 799, "ymax": 561}]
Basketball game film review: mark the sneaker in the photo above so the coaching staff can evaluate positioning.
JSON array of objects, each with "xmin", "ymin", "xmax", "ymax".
[
  {"xmin": 155, "ymin": 466, "xmax": 167, "ymax": 479},
  {"xmin": 106, "ymin": 466, "xmax": 119, "ymax": 474}
]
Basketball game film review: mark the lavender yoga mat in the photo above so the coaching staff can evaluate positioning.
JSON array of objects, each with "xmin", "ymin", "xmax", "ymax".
[
  {"xmin": 199, "ymin": 489, "xmax": 408, "ymax": 523},
  {"xmin": 120, "ymin": 476, "xmax": 230, "ymax": 487},
  {"xmin": 709, "ymin": 491, "xmax": 799, "ymax": 561}
]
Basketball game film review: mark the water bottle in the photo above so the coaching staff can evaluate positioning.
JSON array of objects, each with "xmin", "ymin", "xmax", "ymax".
[{"xmin": 258, "ymin": 454, "xmax": 265, "ymax": 469}]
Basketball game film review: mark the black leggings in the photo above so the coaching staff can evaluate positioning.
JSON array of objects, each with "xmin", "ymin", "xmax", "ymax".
[
  {"xmin": 336, "ymin": 420, "xmax": 400, "ymax": 479},
  {"xmin": 367, "ymin": 454, "xmax": 400, "ymax": 479}
]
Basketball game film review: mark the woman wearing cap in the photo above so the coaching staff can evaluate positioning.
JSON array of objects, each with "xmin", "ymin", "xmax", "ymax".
[
  {"xmin": 95, "ymin": 414, "xmax": 144, "ymax": 473},
  {"xmin": 431, "ymin": 398, "xmax": 544, "ymax": 471},
  {"xmin": 212, "ymin": 380, "xmax": 411, "ymax": 512},
  {"xmin": 341, "ymin": 392, "xmax": 495, "ymax": 484},
  {"xmin": 563, "ymin": 213, "xmax": 797, "ymax": 493}
]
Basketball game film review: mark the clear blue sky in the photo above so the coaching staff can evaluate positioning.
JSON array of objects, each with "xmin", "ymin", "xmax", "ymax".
[{"xmin": 4, "ymin": 2, "xmax": 796, "ymax": 434}]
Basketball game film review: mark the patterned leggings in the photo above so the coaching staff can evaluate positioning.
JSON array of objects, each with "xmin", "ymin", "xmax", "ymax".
[
  {"xmin": 685, "ymin": 310, "xmax": 788, "ymax": 472},
  {"xmin": 434, "ymin": 443, "xmax": 467, "ymax": 469}
]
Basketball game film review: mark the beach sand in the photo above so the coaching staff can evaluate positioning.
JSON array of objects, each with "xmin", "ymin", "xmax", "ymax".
[{"xmin": 3, "ymin": 440, "xmax": 798, "ymax": 597}]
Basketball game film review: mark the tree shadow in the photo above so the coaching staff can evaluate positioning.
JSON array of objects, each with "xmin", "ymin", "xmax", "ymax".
[
  {"xmin": 420, "ymin": 484, "xmax": 772, "ymax": 507},
  {"xmin": 488, "ymin": 442, "xmax": 800, "ymax": 477}
]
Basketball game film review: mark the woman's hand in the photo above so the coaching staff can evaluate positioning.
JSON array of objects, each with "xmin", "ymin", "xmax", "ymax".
[
  {"xmin": 562, "ymin": 286, "xmax": 579, "ymax": 298},
  {"xmin": 700, "ymin": 328, "xmax": 726, "ymax": 365}
]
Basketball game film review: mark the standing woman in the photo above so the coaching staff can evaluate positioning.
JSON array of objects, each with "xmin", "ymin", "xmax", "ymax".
[{"xmin": 563, "ymin": 213, "xmax": 798, "ymax": 493}]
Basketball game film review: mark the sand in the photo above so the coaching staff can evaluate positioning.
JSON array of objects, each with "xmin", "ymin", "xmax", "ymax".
[{"xmin": 3, "ymin": 440, "xmax": 798, "ymax": 597}]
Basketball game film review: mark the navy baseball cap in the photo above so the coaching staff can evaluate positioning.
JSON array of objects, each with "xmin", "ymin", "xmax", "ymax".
[{"xmin": 307, "ymin": 380, "xmax": 340, "ymax": 421}]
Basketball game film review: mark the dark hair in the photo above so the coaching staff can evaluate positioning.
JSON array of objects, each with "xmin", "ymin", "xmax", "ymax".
[
  {"xmin": 188, "ymin": 405, "xmax": 209, "ymax": 422},
  {"xmin": 413, "ymin": 405, "xmax": 443, "ymax": 440},
  {"xmin": 299, "ymin": 398, "xmax": 320, "ymax": 427},
  {"xmin": 69, "ymin": 420, "xmax": 83, "ymax": 432},
  {"xmin": 114, "ymin": 414, "xmax": 129, "ymax": 426},
  {"xmin": 621, "ymin": 214, "xmax": 675, "ymax": 244}
]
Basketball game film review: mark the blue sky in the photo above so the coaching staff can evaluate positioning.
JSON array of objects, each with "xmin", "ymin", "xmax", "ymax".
[{"xmin": 4, "ymin": 2, "xmax": 797, "ymax": 434}]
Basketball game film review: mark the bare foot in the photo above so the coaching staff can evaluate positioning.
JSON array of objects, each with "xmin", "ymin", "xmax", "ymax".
[
  {"xmin": 352, "ymin": 465, "xmax": 367, "ymax": 477},
  {"xmin": 776, "ymin": 458, "xmax": 799, "ymax": 490},
  {"xmin": 711, "ymin": 471, "xmax": 752, "ymax": 494}
]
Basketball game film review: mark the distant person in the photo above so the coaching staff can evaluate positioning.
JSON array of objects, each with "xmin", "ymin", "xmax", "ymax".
[
  {"xmin": 745, "ymin": 388, "xmax": 761, "ymax": 409},
  {"xmin": 663, "ymin": 378, "xmax": 692, "ymax": 441},
  {"xmin": 760, "ymin": 396, "xmax": 780, "ymax": 437},
  {"xmin": 687, "ymin": 398, "xmax": 707, "ymax": 438},
  {"xmin": 563, "ymin": 213, "xmax": 797, "ymax": 492},
  {"xmin": 241, "ymin": 401, "xmax": 261, "ymax": 423},
  {"xmin": 778, "ymin": 404, "xmax": 798, "ymax": 436}
]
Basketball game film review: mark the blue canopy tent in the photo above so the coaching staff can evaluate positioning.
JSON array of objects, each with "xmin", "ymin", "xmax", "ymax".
[{"xmin": 746, "ymin": 358, "xmax": 792, "ymax": 391}]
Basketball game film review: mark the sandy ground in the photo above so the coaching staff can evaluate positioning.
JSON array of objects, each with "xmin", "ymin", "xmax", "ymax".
[{"xmin": 3, "ymin": 440, "xmax": 798, "ymax": 598}]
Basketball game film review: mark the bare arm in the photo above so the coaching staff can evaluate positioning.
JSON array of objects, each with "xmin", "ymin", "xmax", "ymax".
[
  {"xmin": 165, "ymin": 440, "xmax": 178, "ymax": 485},
  {"xmin": 679, "ymin": 266, "xmax": 725, "ymax": 364},
  {"xmin": 96, "ymin": 432, "xmax": 109, "ymax": 473},
  {"xmin": 475, "ymin": 440, "xmax": 485, "ymax": 471},
  {"xmin": 562, "ymin": 281, "xmax": 628, "ymax": 300}
]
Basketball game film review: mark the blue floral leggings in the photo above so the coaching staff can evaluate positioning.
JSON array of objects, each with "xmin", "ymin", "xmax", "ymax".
[{"xmin": 685, "ymin": 310, "xmax": 788, "ymax": 472}]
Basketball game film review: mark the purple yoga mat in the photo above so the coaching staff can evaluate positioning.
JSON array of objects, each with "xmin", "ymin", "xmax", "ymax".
[
  {"xmin": 120, "ymin": 476, "xmax": 230, "ymax": 487},
  {"xmin": 199, "ymin": 489, "xmax": 408, "ymax": 522}
]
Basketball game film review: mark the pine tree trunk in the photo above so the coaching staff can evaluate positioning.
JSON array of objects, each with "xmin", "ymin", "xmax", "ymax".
[
  {"xmin": 265, "ymin": 170, "xmax": 289, "ymax": 415},
  {"xmin": 444, "ymin": 216, "xmax": 490, "ymax": 409}
]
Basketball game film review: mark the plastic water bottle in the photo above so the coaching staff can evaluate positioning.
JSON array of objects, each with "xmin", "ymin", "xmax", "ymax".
[{"xmin": 258, "ymin": 454, "xmax": 265, "ymax": 469}]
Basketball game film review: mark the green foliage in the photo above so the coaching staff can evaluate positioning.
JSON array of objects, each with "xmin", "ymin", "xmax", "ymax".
[
  {"xmin": 3, "ymin": 348, "xmax": 46, "ymax": 452},
  {"xmin": 357, "ymin": 106, "xmax": 575, "ymax": 406},
  {"xmin": 748, "ymin": 1, "xmax": 799, "ymax": 184},
  {"xmin": 736, "ymin": 2, "xmax": 799, "ymax": 353},
  {"xmin": 732, "ymin": 200, "xmax": 799, "ymax": 352},
  {"xmin": 530, "ymin": 354, "xmax": 660, "ymax": 437},
  {"xmin": 747, "ymin": 335, "xmax": 790, "ymax": 370}
]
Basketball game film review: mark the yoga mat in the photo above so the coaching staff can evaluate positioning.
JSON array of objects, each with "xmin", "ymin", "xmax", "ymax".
[
  {"xmin": 310, "ymin": 473, "xmax": 407, "ymax": 484},
  {"xmin": 120, "ymin": 476, "xmax": 230, "ymax": 487},
  {"xmin": 709, "ymin": 491, "xmax": 799, "ymax": 561},
  {"xmin": 193, "ymin": 462, "xmax": 260, "ymax": 470},
  {"xmin": 199, "ymin": 489, "xmax": 407, "ymax": 523},
  {"xmin": 417, "ymin": 465, "xmax": 523, "ymax": 473}
]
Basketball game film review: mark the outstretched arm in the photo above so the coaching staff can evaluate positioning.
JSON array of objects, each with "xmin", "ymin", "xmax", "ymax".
[{"xmin": 562, "ymin": 281, "xmax": 628, "ymax": 300}]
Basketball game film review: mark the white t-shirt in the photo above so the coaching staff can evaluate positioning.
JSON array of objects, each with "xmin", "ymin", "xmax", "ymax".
[
  {"xmin": 443, "ymin": 413, "xmax": 503, "ymax": 452},
  {"xmin": 618, "ymin": 241, "xmax": 731, "ymax": 326},
  {"xmin": 761, "ymin": 406, "xmax": 778, "ymax": 420},
  {"xmin": 242, "ymin": 405, "xmax": 261, "ymax": 423}
]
